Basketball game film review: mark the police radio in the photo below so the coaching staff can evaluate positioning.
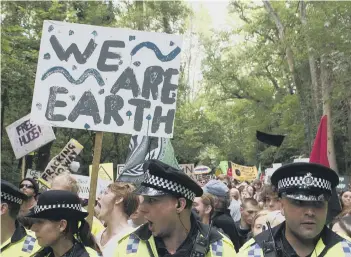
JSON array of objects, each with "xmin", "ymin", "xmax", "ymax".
[
  {"xmin": 262, "ymin": 221, "xmax": 283, "ymax": 257},
  {"xmin": 190, "ymin": 221, "xmax": 213, "ymax": 257}
]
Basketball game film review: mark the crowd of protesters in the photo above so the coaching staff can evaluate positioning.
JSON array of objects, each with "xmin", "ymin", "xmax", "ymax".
[{"xmin": 2, "ymin": 162, "xmax": 351, "ymax": 257}]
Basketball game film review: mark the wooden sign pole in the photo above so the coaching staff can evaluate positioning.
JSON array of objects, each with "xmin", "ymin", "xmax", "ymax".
[
  {"xmin": 86, "ymin": 131, "xmax": 104, "ymax": 228},
  {"xmin": 21, "ymin": 156, "xmax": 26, "ymax": 179}
]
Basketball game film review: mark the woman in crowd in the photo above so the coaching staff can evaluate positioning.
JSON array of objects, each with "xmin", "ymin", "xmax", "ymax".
[
  {"xmin": 95, "ymin": 182, "xmax": 139, "ymax": 256},
  {"xmin": 340, "ymin": 190, "xmax": 351, "ymax": 211},
  {"xmin": 332, "ymin": 215, "xmax": 351, "ymax": 240},
  {"xmin": 261, "ymin": 185, "xmax": 282, "ymax": 211},
  {"xmin": 251, "ymin": 210, "xmax": 270, "ymax": 237},
  {"xmin": 192, "ymin": 193, "xmax": 215, "ymax": 225},
  {"xmin": 26, "ymin": 190, "xmax": 100, "ymax": 257}
]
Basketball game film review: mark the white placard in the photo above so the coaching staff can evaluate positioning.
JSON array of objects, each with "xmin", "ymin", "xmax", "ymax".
[
  {"xmin": 31, "ymin": 20, "xmax": 183, "ymax": 138},
  {"xmin": 26, "ymin": 169, "xmax": 41, "ymax": 181},
  {"xmin": 72, "ymin": 174, "xmax": 110, "ymax": 199},
  {"xmin": 6, "ymin": 114, "xmax": 56, "ymax": 159},
  {"xmin": 179, "ymin": 164, "xmax": 194, "ymax": 176}
]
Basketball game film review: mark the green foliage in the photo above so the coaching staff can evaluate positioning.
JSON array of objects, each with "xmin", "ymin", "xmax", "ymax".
[{"xmin": 1, "ymin": 1, "xmax": 191, "ymax": 184}]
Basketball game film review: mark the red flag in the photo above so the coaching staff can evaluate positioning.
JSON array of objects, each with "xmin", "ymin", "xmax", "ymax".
[
  {"xmin": 310, "ymin": 115, "xmax": 329, "ymax": 167},
  {"xmin": 310, "ymin": 115, "xmax": 341, "ymax": 223}
]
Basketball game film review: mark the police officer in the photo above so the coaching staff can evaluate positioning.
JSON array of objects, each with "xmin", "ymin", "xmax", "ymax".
[
  {"xmin": 113, "ymin": 159, "xmax": 237, "ymax": 257},
  {"xmin": 238, "ymin": 163, "xmax": 351, "ymax": 257},
  {"xmin": 1, "ymin": 179, "xmax": 41, "ymax": 256}
]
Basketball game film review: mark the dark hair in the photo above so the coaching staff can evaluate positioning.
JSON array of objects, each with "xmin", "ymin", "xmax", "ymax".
[
  {"xmin": 19, "ymin": 178, "xmax": 39, "ymax": 196},
  {"xmin": 65, "ymin": 219, "xmax": 100, "ymax": 251},
  {"xmin": 261, "ymin": 185, "xmax": 278, "ymax": 198},
  {"xmin": 3, "ymin": 200, "xmax": 20, "ymax": 219},
  {"xmin": 241, "ymin": 198, "xmax": 259, "ymax": 209},
  {"xmin": 33, "ymin": 219, "xmax": 100, "ymax": 256}
]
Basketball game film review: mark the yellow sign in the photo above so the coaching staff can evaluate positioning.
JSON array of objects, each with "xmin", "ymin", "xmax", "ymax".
[
  {"xmin": 231, "ymin": 162, "xmax": 258, "ymax": 182},
  {"xmin": 89, "ymin": 163, "xmax": 114, "ymax": 181}
]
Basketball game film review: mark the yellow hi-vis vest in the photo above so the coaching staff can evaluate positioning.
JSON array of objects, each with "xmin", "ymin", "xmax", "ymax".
[
  {"xmin": 1, "ymin": 221, "xmax": 41, "ymax": 257},
  {"xmin": 237, "ymin": 223, "xmax": 351, "ymax": 257},
  {"xmin": 112, "ymin": 223, "xmax": 237, "ymax": 257}
]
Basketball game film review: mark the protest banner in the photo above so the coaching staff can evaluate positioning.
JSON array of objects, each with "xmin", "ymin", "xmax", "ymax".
[
  {"xmin": 89, "ymin": 163, "xmax": 114, "ymax": 181},
  {"xmin": 39, "ymin": 139, "xmax": 83, "ymax": 186},
  {"xmin": 231, "ymin": 162, "xmax": 258, "ymax": 182},
  {"xmin": 118, "ymin": 135, "xmax": 181, "ymax": 184},
  {"xmin": 72, "ymin": 174, "xmax": 110, "ymax": 199},
  {"xmin": 31, "ymin": 20, "xmax": 182, "ymax": 138},
  {"xmin": 6, "ymin": 114, "xmax": 56, "ymax": 159},
  {"xmin": 31, "ymin": 20, "xmax": 182, "ymax": 227},
  {"xmin": 116, "ymin": 164, "xmax": 125, "ymax": 178}
]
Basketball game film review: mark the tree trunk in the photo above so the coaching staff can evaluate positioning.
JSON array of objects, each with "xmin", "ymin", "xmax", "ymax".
[
  {"xmin": 135, "ymin": 1, "xmax": 144, "ymax": 30},
  {"xmin": 263, "ymin": 0, "xmax": 313, "ymax": 152},
  {"xmin": 300, "ymin": 1, "xmax": 320, "ymax": 134},
  {"xmin": 321, "ymin": 55, "xmax": 338, "ymax": 172}
]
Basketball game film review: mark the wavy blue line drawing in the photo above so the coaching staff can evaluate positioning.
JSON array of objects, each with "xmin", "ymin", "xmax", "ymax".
[
  {"xmin": 131, "ymin": 42, "xmax": 181, "ymax": 62},
  {"xmin": 41, "ymin": 66, "xmax": 105, "ymax": 86}
]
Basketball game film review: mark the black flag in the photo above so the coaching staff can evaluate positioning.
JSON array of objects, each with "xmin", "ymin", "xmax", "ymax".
[{"xmin": 256, "ymin": 131, "xmax": 285, "ymax": 147}]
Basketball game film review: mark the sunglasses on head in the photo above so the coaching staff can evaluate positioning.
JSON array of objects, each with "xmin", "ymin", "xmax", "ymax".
[{"xmin": 20, "ymin": 184, "xmax": 34, "ymax": 189}]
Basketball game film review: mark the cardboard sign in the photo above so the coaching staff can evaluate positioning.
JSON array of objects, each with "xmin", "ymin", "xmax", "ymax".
[
  {"xmin": 26, "ymin": 169, "xmax": 41, "ymax": 181},
  {"xmin": 31, "ymin": 20, "xmax": 182, "ymax": 138},
  {"xmin": 337, "ymin": 176, "xmax": 351, "ymax": 192},
  {"xmin": 179, "ymin": 164, "xmax": 194, "ymax": 176},
  {"xmin": 40, "ymin": 139, "xmax": 83, "ymax": 185},
  {"xmin": 72, "ymin": 174, "xmax": 110, "ymax": 199},
  {"xmin": 6, "ymin": 114, "xmax": 56, "ymax": 159},
  {"xmin": 231, "ymin": 162, "xmax": 258, "ymax": 182},
  {"xmin": 89, "ymin": 163, "xmax": 114, "ymax": 181}
]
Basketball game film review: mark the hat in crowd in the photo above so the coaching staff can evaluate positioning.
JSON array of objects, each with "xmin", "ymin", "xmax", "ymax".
[
  {"xmin": 271, "ymin": 162, "xmax": 339, "ymax": 201},
  {"xmin": 25, "ymin": 190, "xmax": 87, "ymax": 221},
  {"xmin": 19, "ymin": 178, "xmax": 39, "ymax": 196},
  {"xmin": 203, "ymin": 180, "xmax": 229, "ymax": 197},
  {"xmin": 1, "ymin": 179, "xmax": 27, "ymax": 205},
  {"xmin": 135, "ymin": 159, "xmax": 203, "ymax": 201}
]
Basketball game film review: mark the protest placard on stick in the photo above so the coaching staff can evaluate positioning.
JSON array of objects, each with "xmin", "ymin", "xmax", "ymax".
[
  {"xmin": 39, "ymin": 139, "xmax": 83, "ymax": 185},
  {"xmin": 31, "ymin": 20, "xmax": 183, "ymax": 230},
  {"xmin": 87, "ymin": 132, "xmax": 103, "ymax": 227},
  {"xmin": 6, "ymin": 113, "xmax": 56, "ymax": 159}
]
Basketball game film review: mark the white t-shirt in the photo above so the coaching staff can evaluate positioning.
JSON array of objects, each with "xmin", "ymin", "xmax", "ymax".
[{"xmin": 95, "ymin": 226, "xmax": 133, "ymax": 257}]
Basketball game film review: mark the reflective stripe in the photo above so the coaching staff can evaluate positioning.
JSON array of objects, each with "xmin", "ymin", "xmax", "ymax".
[
  {"xmin": 211, "ymin": 239, "xmax": 223, "ymax": 256},
  {"xmin": 341, "ymin": 240, "xmax": 351, "ymax": 257},
  {"xmin": 21, "ymin": 234, "xmax": 36, "ymax": 253},
  {"xmin": 126, "ymin": 233, "xmax": 140, "ymax": 254},
  {"xmin": 247, "ymin": 243, "xmax": 262, "ymax": 257}
]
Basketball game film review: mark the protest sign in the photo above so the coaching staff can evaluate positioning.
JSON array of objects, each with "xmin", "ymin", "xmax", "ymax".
[
  {"xmin": 231, "ymin": 162, "xmax": 258, "ymax": 182},
  {"xmin": 72, "ymin": 174, "xmax": 110, "ymax": 199},
  {"xmin": 40, "ymin": 139, "xmax": 83, "ymax": 185},
  {"xmin": 31, "ymin": 20, "xmax": 183, "ymax": 138},
  {"xmin": 337, "ymin": 176, "xmax": 351, "ymax": 192},
  {"xmin": 179, "ymin": 164, "xmax": 194, "ymax": 176},
  {"xmin": 6, "ymin": 114, "xmax": 56, "ymax": 159},
  {"xmin": 194, "ymin": 165, "xmax": 211, "ymax": 175},
  {"xmin": 26, "ymin": 169, "xmax": 41, "ymax": 181},
  {"xmin": 89, "ymin": 163, "xmax": 114, "ymax": 181}
]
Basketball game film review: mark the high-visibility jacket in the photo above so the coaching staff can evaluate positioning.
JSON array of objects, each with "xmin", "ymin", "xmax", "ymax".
[
  {"xmin": 112, "ymin": 217, "xmax": 237, "ymax": 257},
  {"xmin": 237, "ymin": 222, "xmax": 351, "ymax": 257},
  {"xmin": 1, "ymin": 221, "xmax": 41, "ymax": 257},
  {"xmin": 32, "ymin": 242, "xmax": 100, "ymax": 257}
]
